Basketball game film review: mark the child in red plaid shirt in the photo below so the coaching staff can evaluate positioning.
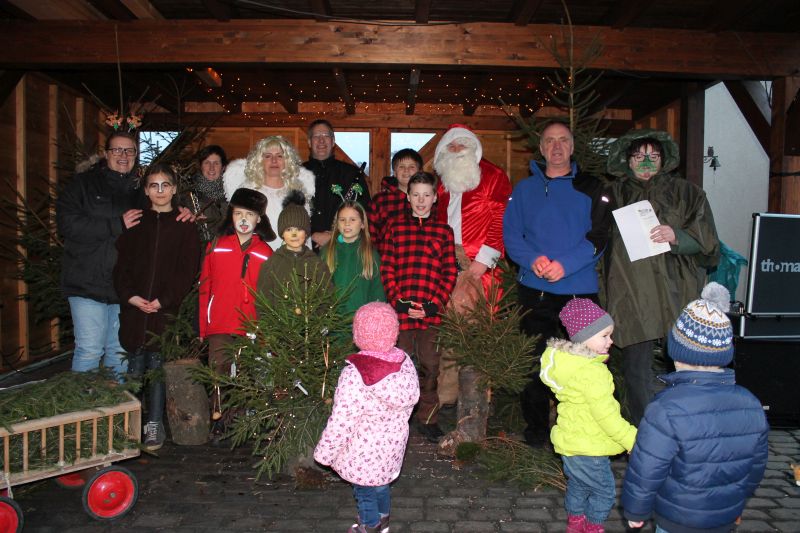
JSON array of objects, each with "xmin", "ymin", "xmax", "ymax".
[{"xmin": 381, "ymin": 172, "xmax": 458, "ymax": 442}]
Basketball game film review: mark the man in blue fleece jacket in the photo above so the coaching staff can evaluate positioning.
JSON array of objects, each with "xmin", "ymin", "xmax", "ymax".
[{"xmin": 503, "ymin": 120, "xmax": 613, "ymax": 447}]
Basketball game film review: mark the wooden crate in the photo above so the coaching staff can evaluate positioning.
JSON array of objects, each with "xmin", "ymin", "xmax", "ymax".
[{"xmin": 0, "ymin": 392, "xmax": 141, "ymax": 487}]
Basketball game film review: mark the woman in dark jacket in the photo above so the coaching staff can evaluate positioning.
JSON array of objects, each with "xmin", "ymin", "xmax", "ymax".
[
  {"xmin": 604, "ymin": 129, "xmax": 720, "ymax": 425},
  {"xmin": 114, "ymin": 164, "xmax": 201, "ymax": 450},
  {"xmin": 57, "ymin": 132, "xmax": 144, "ymax": 378}
]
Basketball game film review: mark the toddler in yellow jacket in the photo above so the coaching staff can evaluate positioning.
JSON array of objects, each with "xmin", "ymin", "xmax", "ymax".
[{"xmin": 539, "ymin": 298, "xmax": 637, "ymax": 533}]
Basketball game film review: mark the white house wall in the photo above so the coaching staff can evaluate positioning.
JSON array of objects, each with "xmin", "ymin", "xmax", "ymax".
[{"xmin": 703, "ymin": 82, "xmax": 769, "ymax": 302}]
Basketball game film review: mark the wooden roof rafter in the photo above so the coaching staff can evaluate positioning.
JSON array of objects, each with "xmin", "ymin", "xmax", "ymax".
[
  {"xmin": 405, "ymin": 67, "xmax": 421, "ymax": 115},
  {"xmin": 261, "ymin": 69, "xmax": 299, "ymax": 114},
  {"xmin": 605, "ymin": 0, "xmax": 656, "ymax": 30},
  {"xmin": 511, "ymin": 0, "xmax": 545, "ymax": 26},
  {"xmin": 85, "ymin": 0, "xmax": 136, "ymax": 21},
  {"xmin": 309, "ymin": 0, "xmax": 332, "ymax": 22},
  {"xmin": 333, "ymin": 67, "xmax": 356, "ymax": 115},
  {"xmin": 118, "ymin": 0, "xmax": 162, "ymax": 19},
  {"xmin": 202, "ymin": 0, "xmax": 232, "ymax": 22},
  {"xmin": 704, "ymin": 0, "xmax": 761, "ymax": 33},
  {"xmin": 415, "ymin": 0, "xmax": 432, "ymax": 24}
]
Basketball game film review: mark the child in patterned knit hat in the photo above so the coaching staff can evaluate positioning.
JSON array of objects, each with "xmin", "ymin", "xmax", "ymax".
[
  {"xmin": 622, "ymin": 282, "xmax": 769, "ymax": 533},
  {"xmin": 314, "ymin": 302, "xmax": 420, "ymax": 533},
  {"xmin": 539, "ymin": 297, "xmax": 637, "ymax": 533}
]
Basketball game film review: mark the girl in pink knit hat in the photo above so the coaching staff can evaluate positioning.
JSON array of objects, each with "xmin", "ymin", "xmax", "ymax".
[{"xmin": 314, "ymin": 302, "xmax": 420, "ymax": 533}]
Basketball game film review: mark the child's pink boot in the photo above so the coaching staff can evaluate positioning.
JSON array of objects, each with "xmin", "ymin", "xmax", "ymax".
[
  {"xmin": 567, "ymin": 514, "xmax": 587, "ymax": 533},
  {"xmin": 584, "ymin": 521, "xmax": 605, "ymax": 533}
]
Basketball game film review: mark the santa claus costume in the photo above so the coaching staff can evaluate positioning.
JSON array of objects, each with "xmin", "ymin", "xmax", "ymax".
[{"xmin": 433, "ymin": 124, "xmax": 512, "ymax": 296}]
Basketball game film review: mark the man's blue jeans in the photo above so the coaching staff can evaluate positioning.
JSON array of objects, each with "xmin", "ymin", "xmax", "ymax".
[
  {"xmin": 68, "ymin": 296, "xmax": 126, "ymax": 377},
  {"xmin": 561, "ymin": 455, "xmax": 616, "ymax": 525},
  {"xmin": 352, "ymin": 483, "xmax": 390, "ymax": 528}
]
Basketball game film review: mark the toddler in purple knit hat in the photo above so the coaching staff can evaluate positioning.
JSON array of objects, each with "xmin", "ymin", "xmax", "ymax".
[{"xmin": 540, "ymin": 298, "xmax": 637, "ymax": 533}]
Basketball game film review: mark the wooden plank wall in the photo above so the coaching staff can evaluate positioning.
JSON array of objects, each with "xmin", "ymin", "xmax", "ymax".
[{"xmin": 0, "ymin": 74, "xmax": 101, "ymax": 368}]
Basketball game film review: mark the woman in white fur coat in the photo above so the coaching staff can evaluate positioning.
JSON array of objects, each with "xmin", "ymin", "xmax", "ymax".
[{"xmin": 223, "ymin": 135, "xmax": 315, "ymax": 250}]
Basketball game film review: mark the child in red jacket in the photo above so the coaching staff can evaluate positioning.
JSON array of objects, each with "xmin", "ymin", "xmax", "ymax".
[
  {"xmin": 199, "ymin": 188, "xmax": 275, "ymax": 433},
  {"xmin": 381, "ymin": 172, "xmax": 457, "ymax": 442}
]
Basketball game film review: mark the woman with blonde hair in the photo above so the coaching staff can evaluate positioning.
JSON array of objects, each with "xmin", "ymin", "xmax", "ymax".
[{"xmin": 223, "ymin": 135, "xmax": 315, "ymax": 250}]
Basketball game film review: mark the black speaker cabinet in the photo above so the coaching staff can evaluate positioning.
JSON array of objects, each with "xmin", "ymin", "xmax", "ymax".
[{"xmin": 734, "ymin": 338, "xmax": 800, "ymax": 426}]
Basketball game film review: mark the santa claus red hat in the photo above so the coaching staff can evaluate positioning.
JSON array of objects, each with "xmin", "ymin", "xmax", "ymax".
[{"xmin": 434, "ymin": 124, "xmax": 482, "ymax": 164}]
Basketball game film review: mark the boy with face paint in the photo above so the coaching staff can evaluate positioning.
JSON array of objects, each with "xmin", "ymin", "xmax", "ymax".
[{"xmin": 199, "ymin": 188, "xmax": 275, "ymax": 440}]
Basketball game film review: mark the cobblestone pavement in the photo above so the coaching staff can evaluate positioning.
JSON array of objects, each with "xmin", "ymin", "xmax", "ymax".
[{"xmin": 10, "ymin": 425, "xmax": 800, "ymax": 532}]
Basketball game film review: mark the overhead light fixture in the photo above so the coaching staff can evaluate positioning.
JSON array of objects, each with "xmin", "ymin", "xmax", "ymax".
[{"xmin": 704, "ymin": 146, "xmax": 721, "ymax": 171}]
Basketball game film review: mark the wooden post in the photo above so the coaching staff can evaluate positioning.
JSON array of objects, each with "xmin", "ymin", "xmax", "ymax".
[
  {"xmin": 680, "ymin": 82, "xmax": 705, "ymax": 187},
  {"xmin": 15, "ymin": 76, "xmax": 29, "ymax": 364},
  {"xmin": 48, "ymin": 84, "xmax": 60, "ymax": 351},
  {"xmin": 369, "ymin": 127, "xmax": 390, "ymax": 194},
  {"xmin": 769, "ymin": 76, "xmax": 800, "ymax": 214}
]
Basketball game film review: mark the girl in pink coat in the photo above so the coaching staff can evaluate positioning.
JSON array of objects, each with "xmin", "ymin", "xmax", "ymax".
[{"xmin": 314, "ymin": 302, "xmax": 420, "ymax": 533}]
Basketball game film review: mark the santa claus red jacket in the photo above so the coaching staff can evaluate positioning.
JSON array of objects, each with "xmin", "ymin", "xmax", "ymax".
[
  {"xmin": 199, "ymin": 233, "xmax": 272, "ymax": 337},
  {"xmin": 435, "ymin": 158, "xmax": 511, "ymax": 265}
]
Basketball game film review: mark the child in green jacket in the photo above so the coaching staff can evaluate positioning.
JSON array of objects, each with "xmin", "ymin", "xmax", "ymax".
[{"xmin": 539, "ymin": 298, "xmax": 637, "ymax": 533}]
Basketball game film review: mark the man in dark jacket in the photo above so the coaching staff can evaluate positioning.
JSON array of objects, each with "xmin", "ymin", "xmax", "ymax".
[
  {"xmin": 302, "ymin": 119, "xmax": 370, "ymax": 251},
  {"xmin": 57, "ymin": 132, "xmax": 143, "ymax": 377},
  {"xmin": 503, "ymin": 120, "xmax": 613, "ymax": 447}
]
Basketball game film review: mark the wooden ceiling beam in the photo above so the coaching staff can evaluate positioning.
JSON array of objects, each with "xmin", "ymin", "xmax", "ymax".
[
  {"xmin": 1, "ymin": 20, "xmax": 798, "ymax": 78},
  {"xmin": 333, "ymin": 67, "xmax": 355, "ymax": 115},
  {"xmin": 606, "ymin": 0, "xmax": 656, "ymax": 30},
  {"xmin": 511, "ymin": 0, "xmax": 545, "ymax": 26},
  {"xmin": 85, "ymin": 0, "xmax": 136, "ymax": 21},
  {"xmin": 202, "ymin": 0, "xmax": 231, "ymax": 22},
  {"xmin": 405, "ymin": 68, "xmax": 421, "ymax": 115},
  {"xmin": 415, "ymin": 0, "xmax": 432, "ymax": 24},
  {"xmin": 724, "ymin": 80, "xmax": 770, "ymax": 154}
]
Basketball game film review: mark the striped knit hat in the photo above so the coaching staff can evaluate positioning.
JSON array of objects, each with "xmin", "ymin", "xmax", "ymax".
[{"xmin": 668, "ymin": 282, "xmax": 734, "ymax": 366}]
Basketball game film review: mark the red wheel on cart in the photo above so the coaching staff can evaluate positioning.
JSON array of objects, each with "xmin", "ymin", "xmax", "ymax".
[
  {"xmin": 0, "ymin": 496, "xmax": 23, "ymax": 533},
  {"xmin": 55, "ymin": 472, "xmax": 86, "ymax": 489},
  {"xmin": 82, "ymin": 466, "xmax": 138, "ymax": 520}
]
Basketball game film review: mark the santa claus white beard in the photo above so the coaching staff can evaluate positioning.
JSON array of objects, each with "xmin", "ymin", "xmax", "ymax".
[{"xmin": 435, "ymin": 149, "xmax": 481, "ymax": 193}]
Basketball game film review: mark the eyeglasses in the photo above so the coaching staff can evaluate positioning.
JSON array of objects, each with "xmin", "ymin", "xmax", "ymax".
[
  {"xmin": 631, "ymin": 152, "xmax": 661, "ymax": 162},
  {"xmin": 311, "ymin": 133, "xmax": 333, "ymax": 141},
  {"xmin": 107, "ymin": 147, "xmax": 137, "ymax": 156},
  {"xmin": 147, "ymin": 182, "xmax": 175, "ymax": 192}
]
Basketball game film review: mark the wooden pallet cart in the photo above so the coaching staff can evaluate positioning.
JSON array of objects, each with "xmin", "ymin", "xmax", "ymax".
[{"xmin": 0, "ymin": 392, "xmax": 141, "ymax": 532}]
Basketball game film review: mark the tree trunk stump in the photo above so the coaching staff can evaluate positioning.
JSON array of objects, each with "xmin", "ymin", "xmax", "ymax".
[
  {"xmin": 438, "ymin": 366, "xmax": 491, "ymax": 456},
  {"xmin": 164, "ymin": 359, "xmax": 210, "ymax": 445}
]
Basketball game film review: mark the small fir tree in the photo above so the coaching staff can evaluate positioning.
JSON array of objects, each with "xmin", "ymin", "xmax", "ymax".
[{"xmin": 193, "ymin": 264, "xmax": 351, "ymax": 479}]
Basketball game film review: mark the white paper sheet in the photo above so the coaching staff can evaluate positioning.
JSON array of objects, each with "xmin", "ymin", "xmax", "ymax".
[{"xmin": 612, "ymin": 200, "xmax": 671, "ymax": 261}]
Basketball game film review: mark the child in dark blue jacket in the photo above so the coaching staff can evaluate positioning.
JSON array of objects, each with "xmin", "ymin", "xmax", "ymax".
[{"xmin": 622, "ymin": 283, "xmax": 769, "ymax": 533}]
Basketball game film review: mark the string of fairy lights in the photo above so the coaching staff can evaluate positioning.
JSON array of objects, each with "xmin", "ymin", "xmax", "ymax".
[{"xmin": 187, "ymin": 66, "xmax": 553, "ymax": 122}]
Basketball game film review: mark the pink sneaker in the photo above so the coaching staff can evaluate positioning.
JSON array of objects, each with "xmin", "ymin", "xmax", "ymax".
[
  {"xmin": 584, "ymin": 521, "xmax": 605, "ymax": 533},
  {"xmin": 567, "ymin": 514, "xmax": 587, "ymax": 533}
]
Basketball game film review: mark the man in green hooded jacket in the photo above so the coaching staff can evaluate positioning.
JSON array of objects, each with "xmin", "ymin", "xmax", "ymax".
[{"xmin": 604, "ymin": 129, "xmax": 720, "ymax": 425}]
